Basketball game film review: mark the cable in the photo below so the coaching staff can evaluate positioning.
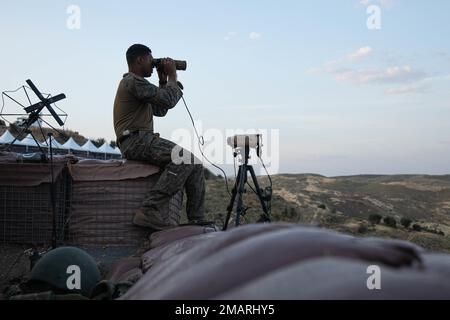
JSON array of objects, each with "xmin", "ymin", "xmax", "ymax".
[
  {"xmin": 1, "ymin": 85, "xmax": 69, "ymax": 142},
  {"xmin": 181, "ymin": 95, "xmax": 232, "ymax": 197},
  {"xmin": 258, "ymin": 155, "xmax": 273, "ymax": 188},
  {"xmin": 233, "ymin": 155, "xmax": 237, "ymax": 180},
  {"xmin": 246, "ymin": 181, "xmax": 257, "ymax": 195},
  {"xmin": 1, "ymin": 86, "xmax": 27, "ymax": 126}
]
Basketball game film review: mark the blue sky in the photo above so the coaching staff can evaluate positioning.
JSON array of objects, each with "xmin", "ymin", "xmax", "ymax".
[{"xmin": 1, "ymin": 0, "xmax": 449, "ymax": 176}]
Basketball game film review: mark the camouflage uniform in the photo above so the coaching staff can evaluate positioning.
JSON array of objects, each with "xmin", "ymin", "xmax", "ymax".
[{"xmin": 114, "ymin": 72, "xmax": 205, "ymax": 229}]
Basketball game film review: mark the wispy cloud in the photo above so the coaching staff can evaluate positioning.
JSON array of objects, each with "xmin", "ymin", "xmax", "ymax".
[
  {"xmin": 358, "ymin": 0, "xmax": 394, "ymax": 9},
  {"xmin": 225, "ymin": 31, "xmax": 263, "ymax": 41},
  {"xmin": 249, "ymin": 32, "xmax": 262, "ymax": 40},
  {"xmin": 321, "ymin": 46, "xmax": 373, "ymax": 71},
  {"xmin": 348, "ymin": 46, "xmax": 372, "ymax": 60},
  {"xmin": 334, "ymin": 66, "xmax": 428, "ymax": 85},
  {"xmin": 308, "ymin": 46, "xmax": 433, "ymax": 94},
  {"xmin": 224, "ymin": 32, "xmax": 237, "ymax": 41},
  {"xmin": 385, "ymin": 84, "xmax": 426, "ymax": 95}
]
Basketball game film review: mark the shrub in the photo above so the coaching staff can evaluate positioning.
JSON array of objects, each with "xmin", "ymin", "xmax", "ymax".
[
  {"xmin": 357, "ymin": 223, "xmax": 368, "ymax": 234},
  {"xmin": 400, "ymin": 217, "xmax": 412, "ymax": 228},
  {"xmin": 368, "ymin": 214, "xmax": 382, "ymax": 225},
  {"xmin": 383, "ymin": 216, "xmax": 397, "ymax": 228}
]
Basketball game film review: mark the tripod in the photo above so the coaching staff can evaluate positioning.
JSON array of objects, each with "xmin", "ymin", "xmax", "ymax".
[{"xmin": 223, "ymin": 144, "xmax": 272, "ymax": 231}]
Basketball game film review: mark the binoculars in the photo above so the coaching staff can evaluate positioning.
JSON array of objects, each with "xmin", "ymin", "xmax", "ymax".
[{"xmin": 152, "ymin": 58, "xmax": 187, "ymax": 71}]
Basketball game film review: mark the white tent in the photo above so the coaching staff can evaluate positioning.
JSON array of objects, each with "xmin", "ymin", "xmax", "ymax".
[
  {"xmin": 113, "ymin": 147, "xmax": 122, "ymax": 155},
  {"xmin": 80, "ymin": 139, "xmax": 99, "ymax": 153},
  {"xmin": 97, "ymin": 142, "xmax": 116, "ymax": 154},
  {"xmin": 0, "ymin": 130, "xmax": 15, "ymax": 144},
  {"xmin": 62, "ymin": 137, "xmax": 83, "ymax": 151},
  {"xmin": 14, "ymin": 134, "xmax": 44, "ymax": 147}
]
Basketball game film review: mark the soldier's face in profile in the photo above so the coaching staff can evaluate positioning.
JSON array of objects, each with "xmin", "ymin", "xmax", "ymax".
[{"xmin": 139, "ymin": 54, "xmax": 153, "ymax": 78}]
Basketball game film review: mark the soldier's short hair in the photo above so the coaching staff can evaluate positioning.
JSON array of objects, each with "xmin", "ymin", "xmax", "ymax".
[{"xmin": 126, "ymin": 44, "xmax": 152, "ymax": 65}]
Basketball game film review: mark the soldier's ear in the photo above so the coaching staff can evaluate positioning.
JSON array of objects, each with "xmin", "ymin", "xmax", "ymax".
[{"xmin": 136, "ymin": 56, "xmax": 144, "ymax": 65}]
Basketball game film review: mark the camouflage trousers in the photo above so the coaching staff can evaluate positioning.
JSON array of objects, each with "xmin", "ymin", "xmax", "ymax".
[{"xmin": 120, "ymin": 132, "xmax": 205, "ymax": 222}]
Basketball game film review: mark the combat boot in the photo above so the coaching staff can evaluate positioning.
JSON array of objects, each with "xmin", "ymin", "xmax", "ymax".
[{"xmin": 132, "ymin": 207, "xmax": 178, "ymax": 230}]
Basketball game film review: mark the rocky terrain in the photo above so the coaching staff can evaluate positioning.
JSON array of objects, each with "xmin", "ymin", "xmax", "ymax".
[{"xmin": 202, "ymin": 174, "xmax": 450, "ymax": 253}]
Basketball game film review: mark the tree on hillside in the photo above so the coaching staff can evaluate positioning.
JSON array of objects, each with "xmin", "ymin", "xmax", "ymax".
[
  {"xmin": 400, "ymin": 217, "xmax": 412, "ymax": 228},
  {"xmin": 383, "ymin": 216, "xmax": 397, "ymax": 228},
  {"xmin": 93, "ymin": 138, "xmax": 106, "ymax": 148},
  {"xmin": 368, "ymin": 214, "xmax": 382, "ymax": 225}
]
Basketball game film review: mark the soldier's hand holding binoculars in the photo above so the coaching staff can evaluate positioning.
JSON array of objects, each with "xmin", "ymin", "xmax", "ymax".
[
  {"xmin": 157, "ymin": 58, "xmax": 177, "ymax": 84},
  {"xmin": 161, "ymin": 58, "xmax": 177, "ymax": 76}
]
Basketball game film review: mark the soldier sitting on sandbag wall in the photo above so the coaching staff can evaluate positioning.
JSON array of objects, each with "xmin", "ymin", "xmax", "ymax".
[{"xmin": 113, "ymin": 44, "xmax": 209, "ymax": 230}]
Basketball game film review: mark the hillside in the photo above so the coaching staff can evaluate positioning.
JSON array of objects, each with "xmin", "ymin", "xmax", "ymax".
[{"xmin": 201, "ymin": 174, "xmax": 450, "ymax": 253}]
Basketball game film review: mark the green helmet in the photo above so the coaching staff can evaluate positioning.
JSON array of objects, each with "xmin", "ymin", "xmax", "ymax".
[{"xmin": 29, "ymin": 247, "xmax": 101, "ymax": 297}]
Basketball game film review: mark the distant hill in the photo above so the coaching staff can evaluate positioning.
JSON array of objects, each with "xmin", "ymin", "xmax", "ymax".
[{"xmin": 202, "ymin": 174, "xmax": 450, "ymax": 253}]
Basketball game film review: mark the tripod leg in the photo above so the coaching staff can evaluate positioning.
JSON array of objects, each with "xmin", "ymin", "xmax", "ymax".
[
  {"xmin": 235, "ymin": 164, "xmax": 248, "ymax": 227},
  {"xmin": 248, "ymin": 166, "xmax": 271, "ymax": 222},
  {"xmin": 223, "ymin": 166, "xmax": 241, "ymax": 231}
]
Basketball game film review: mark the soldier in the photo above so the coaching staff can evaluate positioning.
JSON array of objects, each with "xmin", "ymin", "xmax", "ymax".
[{"xmin": 114, "ymin": 44, "xmax": 207, "ymax": 230}]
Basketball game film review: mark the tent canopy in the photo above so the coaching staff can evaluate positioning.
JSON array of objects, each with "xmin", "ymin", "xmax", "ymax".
[
  {"xmin": 14, "ymin": 134, "xmax": 44, "ymax": 147},
  {"xmin": 0, "ymin": 130, "xmax": 15, "ymax": 144},
  {"xmin": 98, "ymin": 142, "xmax": 116, "ymax": 154},
  {"xmin": 81, "ymin": 139, "xmax": 99, "ymax": 153},
  {"xmin": 62, "ymin": 137, "xmax": 83, "ymax": 151}
]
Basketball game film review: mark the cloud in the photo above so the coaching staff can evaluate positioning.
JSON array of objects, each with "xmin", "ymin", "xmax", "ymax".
[
  {"xmin": 358, "ymin": 0, "xmax": 393, "ymax": 8},
  {"xmin": 348, "ymin": 46, "xmax": 372, "ymax": 60},
  {"xmin": 333, "ymin": 66, "xmax": 428, "ymax": 85},
  {"xmin": 385, "ymin": 84, "xmax": 426, "ymax": 95},
  {"xmin": 323, "ymin": 46, "xmax": 372, "ymax": 70},
  {"xmin": 379, "ymin": 0, "xmax": 394, "ymax": 8},
  {"xmin": 224, "ymin": 32, "xmax": 237, "ymax": 41},
  {"xmin": 308, "ymin": 47, "xmax": 432, "ymax": 94},
  {"xmin": 249, "ymin": 32, "xmax": 262, "ymax": 40}
]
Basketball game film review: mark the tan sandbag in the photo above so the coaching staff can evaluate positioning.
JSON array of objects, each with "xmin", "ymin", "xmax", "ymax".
[
  {"xmin": 124, "ymin": 225, "xmax": 423, "ymax": 300},
  {"xmin": 105, "ymin": 257, "xmax": 142, "ymax": 284},
  {"xmin": 215, "ymin": 257, "xmax": 450, "ymax": 300},
  {"xmin": 142, "ymin": 232, "xmax": 219, "ymax": 272},
  {"xmin": 149, "ymin": 225, "xmax": 218, "ymax": 249},
  {"xmin": 129, "ymin": 223, "xmax": 295, "ymax": 296}
]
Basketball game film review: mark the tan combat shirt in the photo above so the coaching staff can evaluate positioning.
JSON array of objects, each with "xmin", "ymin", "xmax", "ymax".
[{"xmin": 113, "ymin": 72, "xmax": 183, "ymax": 140}]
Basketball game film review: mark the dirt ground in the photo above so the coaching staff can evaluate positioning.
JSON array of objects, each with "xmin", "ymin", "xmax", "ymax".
[
  {"xmin": 0, "ymin": 244, "xmax": 144, "ymax": 299},
  {"xmin": 0, "ymin": 245, "xmax": 31, "ymax": 298}
]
